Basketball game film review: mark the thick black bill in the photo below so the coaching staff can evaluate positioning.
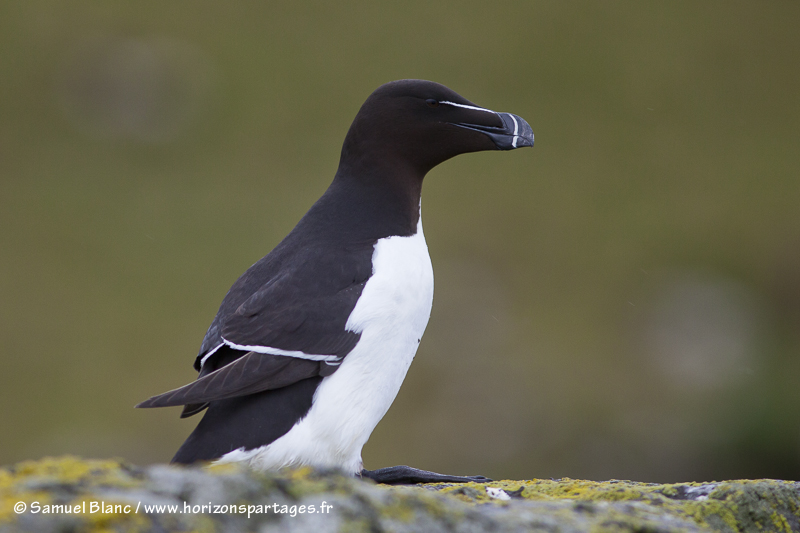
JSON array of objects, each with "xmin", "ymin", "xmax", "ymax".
[{"xmin": 454, "ymin": 112, "xmax": 534, "ymax": 150}]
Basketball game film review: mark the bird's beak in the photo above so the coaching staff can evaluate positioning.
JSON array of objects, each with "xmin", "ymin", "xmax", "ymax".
[{"xmin": 453, "ymin": 112, "xmax": 534, "ymax": 150}]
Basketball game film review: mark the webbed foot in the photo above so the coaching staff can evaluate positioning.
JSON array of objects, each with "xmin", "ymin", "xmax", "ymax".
[{"xmin": 360, "ymin": 465, "xmax": 491, "ymax": 485}]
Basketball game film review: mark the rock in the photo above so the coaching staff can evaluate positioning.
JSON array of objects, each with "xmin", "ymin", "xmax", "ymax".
[{"xmin": 0, "ymin": 456, "xmax": 798, "ymax": 532}]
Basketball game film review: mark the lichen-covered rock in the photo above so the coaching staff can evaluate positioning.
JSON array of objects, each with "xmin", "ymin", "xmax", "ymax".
[{"xmin": 0, "ymin": 457, "xmax": 797, "ymax": 532}]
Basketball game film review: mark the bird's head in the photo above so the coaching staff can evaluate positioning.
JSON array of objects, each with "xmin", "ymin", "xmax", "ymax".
[{"xmin": 340, "ymin": 79, "xmax": 534, "ymax": 176}]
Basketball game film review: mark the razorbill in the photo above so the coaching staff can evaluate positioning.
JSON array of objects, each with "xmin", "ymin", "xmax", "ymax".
[{"xmin": 137, "ymin": 79, "xmax": 534, "ymax": 484}]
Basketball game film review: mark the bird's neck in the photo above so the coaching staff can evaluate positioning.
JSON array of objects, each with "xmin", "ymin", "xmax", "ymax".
[{"xmin": 300, "ymin": 157, "xmax": 424, "ymax": 241}]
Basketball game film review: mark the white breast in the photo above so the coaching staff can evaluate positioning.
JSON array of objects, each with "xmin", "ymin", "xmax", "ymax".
[{"xmin": 218, "ymin": 213, "xmax": 434, "ymax": 473}]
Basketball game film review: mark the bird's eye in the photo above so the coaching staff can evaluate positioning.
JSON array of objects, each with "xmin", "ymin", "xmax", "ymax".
[{"xmin": 426, "ymin": 99, "xmax": 439, "ymax": 108}]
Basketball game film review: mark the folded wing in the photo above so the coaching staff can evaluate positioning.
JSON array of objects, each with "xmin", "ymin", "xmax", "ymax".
[{"xmin": 136, "ymin": 350, "xmax": 322, "ymax": 409}]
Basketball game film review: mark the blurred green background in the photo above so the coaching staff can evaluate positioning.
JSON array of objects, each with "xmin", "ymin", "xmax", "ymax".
[{"xmin": 1, "ymin": 1, "xmax": 799, "ymax": 483}]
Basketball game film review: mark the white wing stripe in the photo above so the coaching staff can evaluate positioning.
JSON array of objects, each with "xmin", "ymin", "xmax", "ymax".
[
  {"xmin": 198, "ymin": 342, "xmax": 224, "ymax": 369},
  {"xmin": 221, "ymin": 337, "xmax": 342, "ymax": 362}
]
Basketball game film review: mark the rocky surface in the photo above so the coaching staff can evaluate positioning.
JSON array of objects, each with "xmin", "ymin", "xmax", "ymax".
[{"xmin": 0, "ymin": 457, "xmax": 798, "ymax": 532}]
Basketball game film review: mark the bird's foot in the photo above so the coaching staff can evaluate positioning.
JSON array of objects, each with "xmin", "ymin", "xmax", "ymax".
[{"xmin": 360, "ymin": 465, "xmax": 491, "ymax": 485}]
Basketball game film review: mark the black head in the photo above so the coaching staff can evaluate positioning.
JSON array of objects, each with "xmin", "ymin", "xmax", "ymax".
[{"xmin": 339, "ymin": 79, "xmax": 534, "ymax": 177}]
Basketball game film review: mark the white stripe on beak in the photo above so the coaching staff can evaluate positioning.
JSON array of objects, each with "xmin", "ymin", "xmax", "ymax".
[{"xmin": 509, "ymin": 114, "xmax": 520, "ymax": 148}]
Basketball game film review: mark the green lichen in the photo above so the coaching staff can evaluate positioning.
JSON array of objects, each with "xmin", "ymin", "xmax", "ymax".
[
  {"xmin": 771, "ymin": 511, "xmax": 789, "ymax": 532},
  {"xmin": 278, "ymin": 464, "xmax": 357, "ymax": 498},
  {"xmin": 435, "ymin": 477, "xmax": 800, "ymax": 533}
]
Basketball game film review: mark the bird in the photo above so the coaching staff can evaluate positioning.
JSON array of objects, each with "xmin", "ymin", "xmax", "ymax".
[{"xmin": 137, "ymin": 79, "xmax": 534, "ymax": 484}]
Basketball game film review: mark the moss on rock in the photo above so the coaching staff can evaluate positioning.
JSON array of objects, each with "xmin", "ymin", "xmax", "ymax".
[
  {"xmin": 0, "ymin": 456, "xmax": 797, "ymax": 532},
  {"xmin": 432, "ymin": 477, "xmax": 800, "ymax": 532}
]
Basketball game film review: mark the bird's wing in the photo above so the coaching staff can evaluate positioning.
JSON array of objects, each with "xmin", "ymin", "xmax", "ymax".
[
  {"xmin": 138, "ymin": 262, "xmax": 370, "ymax": 410},
  {"xmin": 218, "ymin": 270, "xmax": 368, "ymax": 359},
  {"xmin": 136, "ymin": 350, "xmax": 321, "ymax": 408}
]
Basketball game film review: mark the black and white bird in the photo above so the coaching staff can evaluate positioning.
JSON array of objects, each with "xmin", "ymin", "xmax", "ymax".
[{"xmin": 137, "ymin": 79, "xmax": 534, "ymax": 484}]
